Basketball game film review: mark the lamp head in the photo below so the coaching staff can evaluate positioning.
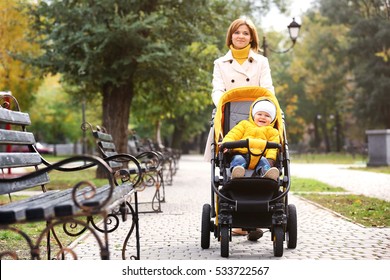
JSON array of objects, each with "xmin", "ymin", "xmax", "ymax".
[{"xmin": 287, "ymin": 18, "xmax": 301, "ymax": 42}]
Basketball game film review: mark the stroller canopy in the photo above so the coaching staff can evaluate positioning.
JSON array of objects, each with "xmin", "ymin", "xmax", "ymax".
[{"xmin": 214, "ymin": 86, "xmax": 284, "ymax": 154}]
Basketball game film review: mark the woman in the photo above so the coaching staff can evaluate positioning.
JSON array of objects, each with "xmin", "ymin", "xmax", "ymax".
[
  {"xmin": 206, "ymin": 17, "xmax": 276, "ymax": 241},
  {"xmin": 211, "ymin": 17, "xmax": 275, "ymax": 106},
  {"xmin": 205, "ymin": 18, "xmax": 276, "ymax": 161}
]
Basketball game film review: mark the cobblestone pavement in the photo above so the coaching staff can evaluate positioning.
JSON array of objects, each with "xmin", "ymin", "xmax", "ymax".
[{"xmin": 72, "ymin": 155, "xmax": 390, "ymax": 260}]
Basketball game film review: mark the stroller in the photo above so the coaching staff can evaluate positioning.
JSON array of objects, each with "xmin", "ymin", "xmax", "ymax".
[{"xmin": 201, "ymin": 86, "xmax": 297, "ymax": 257}]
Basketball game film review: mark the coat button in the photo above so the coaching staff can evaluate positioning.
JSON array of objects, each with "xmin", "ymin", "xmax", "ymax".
[
  {"xmin": 246, "ymin": 78, "xmax": 250, "ymax": 82},
  {"xmin": 231, "ymin": 79, "xmax": 235, "ymax": 83}
]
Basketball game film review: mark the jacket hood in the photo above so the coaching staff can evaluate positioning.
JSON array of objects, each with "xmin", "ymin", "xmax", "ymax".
[{"xmin": 248, "ymin": 97, "xmax": 278, "ymax": 127}]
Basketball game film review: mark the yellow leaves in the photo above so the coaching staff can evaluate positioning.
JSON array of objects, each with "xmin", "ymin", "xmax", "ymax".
[
  {"xmin": 274, "ymin": 82, "xmax": 289, "ymax": 94},
  {"xmin": 353, "ymin": 199, "xmax": 362, "ymax": 206},
  {"xmin": 0, "ymin": 0, "xmax": 42, "ymax": 106},
  {"xmin": 375, "ymin": 47, "xmax": 390, "ymax": 62}
]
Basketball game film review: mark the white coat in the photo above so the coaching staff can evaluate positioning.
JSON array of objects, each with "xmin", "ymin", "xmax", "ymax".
[{"xmin": 211, "ymin": 49, "xmax": 275, "ymax": 106}]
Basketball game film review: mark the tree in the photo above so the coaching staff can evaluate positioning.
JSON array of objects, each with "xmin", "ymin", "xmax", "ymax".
[
  {"xmin": 289, "ymin": 13, "xmax": 350, "ymax": 152},
  {"xmin": 0, "ymin": 0, "xmax": 42, "ymax": 108},
  {"xmin": 320, "ymin": 0, "xmax": 390, "ymax": 129},
  {"xmin": 27, "ymin": 0, "xmax": 167, "ymax": 153},
  {"xmin": 29, "ymin": 75, "xmax": 87, "ymax": 147},
  {"xmin": 131, "ymin": 0, "xmax": 252, "ymax": 149},
  {"xmin": 25, "ymin": 0, "xmax": 288, "ymax": 154},
  {"xmin": 130, "ymin": 0, "xmax": 289, "ymax": 150},
  {"xmin": 260, "ymin": 30, "xmax": 306, "ymax": 145}
]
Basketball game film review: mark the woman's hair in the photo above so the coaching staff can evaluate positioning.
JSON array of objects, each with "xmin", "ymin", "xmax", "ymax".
[{"xmin": 225, "ymin": 17, "xmax": 260, "ymax": 51}]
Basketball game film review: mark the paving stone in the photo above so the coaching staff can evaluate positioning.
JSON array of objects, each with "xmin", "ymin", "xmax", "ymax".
[{"xmin": 71, "ymin": 155, "xmax": 390, "ymax": 260}]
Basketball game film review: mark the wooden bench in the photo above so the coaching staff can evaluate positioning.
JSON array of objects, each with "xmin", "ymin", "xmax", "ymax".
[
  {"xmin": 128, "ymin": 131, "xmax": 180, "ymax": 187},
  {"xmin": 149, "ymin": 141, "xmax": 181, "ymax": 186},
  {"xmin": 82, "ymin": 123, "xmax": 164, "ymax": 213},
  {"xmin": 0, "ymin": 94, "xmax": 142, "ymax": 260}
]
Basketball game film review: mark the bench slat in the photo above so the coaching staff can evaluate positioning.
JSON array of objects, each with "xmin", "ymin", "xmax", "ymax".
[
  {"xmin": 82, "ymin": 183, "xmax": 134, "ymax": 208},
  {"xmin": 108, "ymin": 161, "xmax": 123, "ymax": 168},
  {"xmin": 93, "ymin": 131, "xmax": 113, "ymax": 142},
  {"xmin": 53, "ymin": 186, "xmax": 111, "ymax": 217},
  {"xmin": 55, "ymin": 183, "xmax": 133, "ymax": 216},
  {"xmin": 105, "ymin": 151, "xmax": 118, "ymax": 158},
  {"xmin": 100, "ymin": 141, "xmax": 116, "ymax": 150},
  {"xmin": 0, "ymin": 129, "xmax": 35, "ymax": 145},
  {"xmin": 0, "ymin": 153, "xmax": 42, "ymax": 168},
  {"xmin": 0, "ymin": 182, "xmax": 134, "ymax": 224},
  {"xmin": 0, "ymin": 190, "xmax": 60, "ymax": 224},
  {"xmin": 0, "ymin": 108, "xmax": 31, "ymax": 126},
  {"xmin": 24, "ymin": 185, "xmax": 114, "ymax": 219},
  {"xmin": 0, "ymin": 173, "xmax": 50, "ymax": 195}
]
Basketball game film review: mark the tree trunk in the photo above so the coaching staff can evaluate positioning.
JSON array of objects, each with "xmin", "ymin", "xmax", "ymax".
[
  {"xmin": 155, "ymin": 119, "xmax": 162, "ymax": 147},
  {"xmin": 171, "ymin": 118, "xmax": 185, "ymax": 150},
  {"xmin": 335, "ymin": 112, "xmax": 342, "ymax": 152},
  {"xmin": 102, "ymin": 83, "xmax": 133, "ymax": 153},
  {"xmin": 313, "ymin": 115, "xmax": 321, "ymax": 150},
  {"xmin": 322, "ymin": 119, "xmax": 331, "ymax": 153},
  {"xmin": 96, "ymin": 82, "xmax": 134, "ymax": 178}
]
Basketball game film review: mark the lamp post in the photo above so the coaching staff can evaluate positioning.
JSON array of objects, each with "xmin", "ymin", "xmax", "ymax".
[
  {"xmin": 82, "ymin": 98, "xmax": 86, "ymax": 155},
  {"xmin": 262, "ymin": 18, "xmax": 301, "ymax": 57}
]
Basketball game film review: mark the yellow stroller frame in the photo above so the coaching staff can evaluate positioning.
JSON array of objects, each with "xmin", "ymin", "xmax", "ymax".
[{"xmin": 201, "ymin": 86, "xmax": 297, "ymax": 257}]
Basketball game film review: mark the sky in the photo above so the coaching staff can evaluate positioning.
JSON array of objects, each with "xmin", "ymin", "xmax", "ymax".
[{"xmin": 261, "ymin": 0, "xmax": 315, "ymax": 31}]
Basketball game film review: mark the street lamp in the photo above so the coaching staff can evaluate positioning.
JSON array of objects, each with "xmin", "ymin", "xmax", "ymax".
[{"xmin": 262, "ymin": 18, "xmax": 301, "ymax": 57}]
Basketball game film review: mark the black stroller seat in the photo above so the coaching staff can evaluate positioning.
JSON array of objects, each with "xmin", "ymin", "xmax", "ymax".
[{"xmin": 222, "ymin": 178, "xmax": 279, "ymax": 207}]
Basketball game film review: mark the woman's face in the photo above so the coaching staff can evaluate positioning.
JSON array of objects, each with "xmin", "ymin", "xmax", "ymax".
[{"xmin": 232, "ymin": 24, "xmax": 251, "ymax": 49}]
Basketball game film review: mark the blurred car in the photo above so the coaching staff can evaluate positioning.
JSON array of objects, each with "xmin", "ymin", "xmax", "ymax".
[{"xmin": 11, "ymin": 142, "xmax": 54, "ymax": 154}]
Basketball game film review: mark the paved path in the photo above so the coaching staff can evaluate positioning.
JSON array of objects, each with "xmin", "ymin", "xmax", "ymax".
[
  {"xmin": 72, "ymin": 155, "xmax": 390, "ymax": 260},
  {"xmin": 291, "ymin": 163, "xmax": 390, "ymax": 202}
]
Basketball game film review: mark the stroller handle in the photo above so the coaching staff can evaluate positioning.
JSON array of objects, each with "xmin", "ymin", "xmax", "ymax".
[
  {"xmin": 266, "ymin": 142, "xmax": 282, "ymax": 149},
  {"xmin": 220, "ymin": 139, "xmax": 248, "ymax": 150},
  {"xmin": 220, "ymin": 139, "xmax": 281, "ymax": 150}
]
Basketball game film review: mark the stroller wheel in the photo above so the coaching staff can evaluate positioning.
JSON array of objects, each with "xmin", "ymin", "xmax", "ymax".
[
  {"xmin": 201, "ymin": 204, "xmax": 212, "ymax": 249},
  {"xmin": 287, "ymin": 204, "xmax": 297, "ymax": 249},
  {"xmin": 220, "ymin": 224, "xmax": 230, "ymax": 258},
  {"xmin": 273, "ymin": 226, "xmax": 284, "ymax": 257}
]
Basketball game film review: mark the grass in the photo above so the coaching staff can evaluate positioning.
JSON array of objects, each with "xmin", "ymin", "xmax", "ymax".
[
  {"xmin": 291, "ymin": 152, "xmax": 390, "ymax": 175},
  {"xmin": 45, "ymin": 168, "xmax": 108, "ymax": 191},
  {"xmin": 350, "ymin": 166, "xmax": 390, "ymax": 174},
  {"xmin": 291, "ymin": 176, "xmax": 390, "ymax": 227},
  {"xmin": 299, "ymin": 193, "xmax": 390, "ymax": 227},
  {"xmin": 0, "ymin": 221, "xmax": 79, "ymax": 260},
  {"xmin": 291, "ymin": 177, "xmax": 345, "ymax": 192},
  {"xmin": 291, "ymin": 152, "xmax": 367, "ymax": 164}
]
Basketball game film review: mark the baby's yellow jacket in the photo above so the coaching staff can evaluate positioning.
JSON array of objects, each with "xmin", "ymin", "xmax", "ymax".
[{"xmin": 222, "ymin": 97, "xmax": 280, "ymax": 169}]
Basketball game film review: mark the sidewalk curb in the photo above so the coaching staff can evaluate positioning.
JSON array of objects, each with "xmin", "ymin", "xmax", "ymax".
[{"xmin": 295, "ymin": 195, "xmax": 367, "ymax": 228}]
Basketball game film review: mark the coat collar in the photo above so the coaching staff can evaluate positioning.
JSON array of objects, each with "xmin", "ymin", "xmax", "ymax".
[{"xmin": 220, "ymin": 49, "xmax": 260, "ymax": 63}]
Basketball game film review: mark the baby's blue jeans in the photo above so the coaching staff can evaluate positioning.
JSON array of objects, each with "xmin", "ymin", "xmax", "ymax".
[{"xmin": 230, "ymin": 154, "xmax": 271, "ymax": 176}]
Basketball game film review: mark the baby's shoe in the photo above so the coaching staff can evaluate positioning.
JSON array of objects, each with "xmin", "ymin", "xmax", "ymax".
[
  {"xmin": 231, "ymin": 166, "xmax": 245, "ymax": 179},
  {"xmin": 263, "ymin": 167, "xmax": 279, "ymax": 181}
]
